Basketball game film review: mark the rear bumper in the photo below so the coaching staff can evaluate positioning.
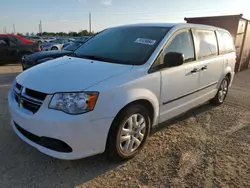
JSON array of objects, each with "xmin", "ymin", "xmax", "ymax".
[{"xmin": 229, "ymin": 72, "xmax": 235, "ymax": 87}]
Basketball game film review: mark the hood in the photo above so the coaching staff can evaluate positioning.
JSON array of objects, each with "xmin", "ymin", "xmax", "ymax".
[
  {"xmin": 25, "ymin": 50, "xmax": 72, "ymax": 62},
  {"xmin": 16, "ymin": 56, "xmax": 133, "ymax": 93}
]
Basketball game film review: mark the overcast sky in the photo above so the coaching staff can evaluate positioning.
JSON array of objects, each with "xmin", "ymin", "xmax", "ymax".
[{"xmin": 0, "ymin": 0, "xmax": 250, "ymax": 34}]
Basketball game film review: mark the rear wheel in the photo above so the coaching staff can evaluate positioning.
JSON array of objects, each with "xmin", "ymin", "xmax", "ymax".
[
  {"xmin": 106, "ymin": 104, "xmax": 151, "ymax": 161},
  {"xmin": 210, "ymin": 76, "xmax": 230, "ymax": 105}
]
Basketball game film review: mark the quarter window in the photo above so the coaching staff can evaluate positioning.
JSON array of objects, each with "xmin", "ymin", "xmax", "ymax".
[
  {"xmin": 217, "ymin": 31, "xmax": 234, "ymax": 54},
  {"xmin": 163, "ymin": 30, "xmax": 195, "ymax": 65},
  {"xmin": 195, "ymin": 30, "xmax": 218, "ymax": 59}
]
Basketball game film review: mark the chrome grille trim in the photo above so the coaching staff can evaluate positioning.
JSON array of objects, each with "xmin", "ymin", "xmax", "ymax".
[
  {"xmin": 13, "ymin": 83, "xmax": 47, "ymax": 114},
  {"xmin": 21, "ymin": 89, "xmax": 44, "ymax": 104}
]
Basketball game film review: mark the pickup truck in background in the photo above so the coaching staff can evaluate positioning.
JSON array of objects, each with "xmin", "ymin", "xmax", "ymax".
[{"xmin": 0, "ymin": 34, "xmax": 40, "ymax": 64}]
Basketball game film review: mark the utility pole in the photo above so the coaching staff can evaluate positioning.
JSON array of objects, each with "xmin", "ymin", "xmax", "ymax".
[
  {"xmin": 89, "ymin": 13, "xmax": 91, "ymax": 34},
  {"xmin": 40, "ymin": 20, "xmax": 43, "ymax": 34},
  {"xmin": 38, "ymin": 21, "xmax": 40, "ymax": 34},
  {"xmin": 13, "ymin": 24, "xmax": 16, "ymax": 34},
  {"xmin": 4, "ymin": 26, "xmax": 7, "ymax": 34}
]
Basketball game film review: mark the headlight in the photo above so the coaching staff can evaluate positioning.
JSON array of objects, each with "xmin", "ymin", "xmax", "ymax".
[
  {"xmin": 37, "ymin": 57, "xmax": 54, "ymax": 63},
  {"xmin": 49, "ymin": 92, "xmax": 99, "ymax": 115}
]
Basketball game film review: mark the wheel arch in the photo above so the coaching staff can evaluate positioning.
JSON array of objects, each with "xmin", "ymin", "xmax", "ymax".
[{"xmin": 112, "ymin": 99, "xmax": 155, "ymax": 128}]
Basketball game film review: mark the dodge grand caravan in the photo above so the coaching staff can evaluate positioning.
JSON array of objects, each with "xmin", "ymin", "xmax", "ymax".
[{"xmin": 8, "ymin": 23, "xmax": 236, "ymax": 160}]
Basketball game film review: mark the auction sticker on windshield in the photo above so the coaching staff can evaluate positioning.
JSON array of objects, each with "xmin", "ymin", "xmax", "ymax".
[{"xmin": 134, "ymin": 38, "xmax": 156, "ymax": 45}]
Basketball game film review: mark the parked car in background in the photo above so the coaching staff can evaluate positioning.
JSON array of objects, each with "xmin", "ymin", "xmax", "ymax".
[
  {"xmin": 8, "ymin": 23, "xmax": 235, "ymax": 161},
  {"xmin": 21, "ymin": 40, "xmax": 85, "ymax": 70},
  {"xmin": 24, "ymin": 36, "xmax": 44, "ymax": 44},
  {"xmin": 40, "ymin": 38, "xmax": 75, "ymax": 51},
  {"xmin": 63, "ymin": 37, "xmax": 90, "ymax": 48},
  {"xmin": 0, "ymin": 34, "xmax": 40, "ymax": 64},
  {"xmin": 0, "ymin": 34, "xmax": 34, "ymax": 44},
  {"xmin": 42, "ymin": 37, "xmax": 57, "ymax": 43},
  {"xmin": 79, "ymin": 36, "xmax": 91, "ymax": 41}
]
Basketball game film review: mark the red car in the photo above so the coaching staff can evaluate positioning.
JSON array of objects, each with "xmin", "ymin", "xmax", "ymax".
[{"xmin": 0, "ymin": 34, "xmax": 34, "ymax": 44}]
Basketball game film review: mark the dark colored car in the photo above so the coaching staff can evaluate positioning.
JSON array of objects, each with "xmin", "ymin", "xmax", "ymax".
[
  {"xmin": 21, "ymin": 40, "xmax": 85, "ymax": 70},
  {"xmin": 0, "ymin": 34, "xmax": 40, "ymax": 65}
]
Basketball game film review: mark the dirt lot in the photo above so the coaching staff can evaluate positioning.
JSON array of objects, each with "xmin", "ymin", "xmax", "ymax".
[{"xmin": 0, "ymin": 64, "xmax": 250, "ymax": 188}]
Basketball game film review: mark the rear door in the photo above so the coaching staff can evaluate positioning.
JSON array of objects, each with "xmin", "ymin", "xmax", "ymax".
[{"xmin": 193, "ymin": 29, "xmax": 223, "ymax": 98}]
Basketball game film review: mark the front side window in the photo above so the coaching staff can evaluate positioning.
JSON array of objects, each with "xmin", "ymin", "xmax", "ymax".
[
  {"xmin": 217, "ymin": 31, "xmax": 235, "ymax": 54},
  {"xmin": 74, "ymin": 26, "xmax": 171, "ymax": 65},
  {"xmin": 162, "ymin": 30, "xmax": 195, "ymax": 65},
  {"xmin": 195, "ymin": 30, "xmax": 218, "ymax": 59}
]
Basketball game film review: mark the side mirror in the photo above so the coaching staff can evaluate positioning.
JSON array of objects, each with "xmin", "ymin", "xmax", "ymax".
[{"xmin": 163, "ymin": 52, "xmax": 184, "ymax": 67}]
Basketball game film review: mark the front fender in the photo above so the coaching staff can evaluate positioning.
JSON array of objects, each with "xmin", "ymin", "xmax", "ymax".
[{"xmin": 93, "ymin": 88, "xmax": 160, "ymax": 126}]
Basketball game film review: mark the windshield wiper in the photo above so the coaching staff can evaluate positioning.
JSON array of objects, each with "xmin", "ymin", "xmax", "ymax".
[
  {"xmin": 79, "ymin": 55, "xmax": 105, "ymax": 61},
  {"xmin": 76, "ymin": 54, "xmax": 118, "ymax": 63},
  {"xmin": 68, "ymin": 52, "xmax": 78, "ymax": 57}
]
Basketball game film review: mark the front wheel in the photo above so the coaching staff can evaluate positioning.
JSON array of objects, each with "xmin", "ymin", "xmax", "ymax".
[
  {"xmin": 106, "ymin": 104, "xmax": 151, "ymax": 161},
  {"xmin": 210, "ymin": 76, "xmax": 230, "ymax": 105}
]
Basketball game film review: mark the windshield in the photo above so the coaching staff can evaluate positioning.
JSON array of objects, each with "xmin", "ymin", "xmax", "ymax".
[
  {"xmin": 64, "ymin": 42, "xmax": 84, "ymax": 51},
  {"xmin": 74, "ymin": 26, "xmax": 171, "ymax": 65}
]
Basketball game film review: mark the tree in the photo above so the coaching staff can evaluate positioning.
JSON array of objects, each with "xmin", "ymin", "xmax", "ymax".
[
  {"xmin": 78, "ymin": 30, "xmax": 89, "ymax": 36},
  {"xmin": 26, "ymin": 32, "xmax": 30, "ymax": 36}
]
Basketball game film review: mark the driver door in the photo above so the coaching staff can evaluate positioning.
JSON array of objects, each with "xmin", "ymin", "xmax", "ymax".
[{"xmin": 159, "ymin": 29, "xmax": 200, "ymax": 123}]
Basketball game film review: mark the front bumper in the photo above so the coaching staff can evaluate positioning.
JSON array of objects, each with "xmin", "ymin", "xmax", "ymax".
[{"xmin": 8, "ymin": 91, "xmax": 113, "ymax": 160}]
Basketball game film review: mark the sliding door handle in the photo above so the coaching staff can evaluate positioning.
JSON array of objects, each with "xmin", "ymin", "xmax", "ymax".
[
  {"xmin": 191, "ymin": 68, "xmax": 199, "ymax": 73},
  {"xmin": 201, "ymin": 65, "xmax": 208, "ymax": 71}
]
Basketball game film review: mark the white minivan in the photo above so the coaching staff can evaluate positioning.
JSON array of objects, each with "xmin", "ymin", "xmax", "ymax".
[{"xmin": 8, "ymin": 23, "xmax": 236, "ymax": 160}]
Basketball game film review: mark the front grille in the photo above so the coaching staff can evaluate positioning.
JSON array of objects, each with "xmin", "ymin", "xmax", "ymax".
[
  {"xmin": 13, "ymin": 82, "xmax": 47, "ymax": 114},
  {"xmin": 25, "ymin": 88, "xmax": 47, "ymax": 101}
]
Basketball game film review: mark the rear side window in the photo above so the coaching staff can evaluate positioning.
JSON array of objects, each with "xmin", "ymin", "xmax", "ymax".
[
  {"xmin": 9, "ymin": 37, "xmax": 21, "ymax": 45},
  {"xmin": 217, "ymin": 31, "xmax": 234, "ymax": 54},
  {"xmin": 195, "ymin": 30, "xmax": 218, "ymax": 59},
  {"xmin": 163, "ymin": 30, "xmax": 195, "ymax": 63}
]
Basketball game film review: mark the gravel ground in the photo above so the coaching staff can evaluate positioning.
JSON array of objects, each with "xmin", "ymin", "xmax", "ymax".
[{"xmin": 0, "ymin": 65, "xmax": 250, "ymax": 188}]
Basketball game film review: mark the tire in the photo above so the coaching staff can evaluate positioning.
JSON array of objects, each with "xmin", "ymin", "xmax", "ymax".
[
  {"xmin": 19, "ymin": 52, "xmax": 31, "ymax": 65},
  {"xmin": 106, "ymin": 104, "xmax": 151, "ymax": 161},
  {"xmin": 51, "ymin": 46, "xmax": 58, "ymax": 50},
  {"xmin": 210, "ymin": 76, "xmax": 230, "ymax": 105}
]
